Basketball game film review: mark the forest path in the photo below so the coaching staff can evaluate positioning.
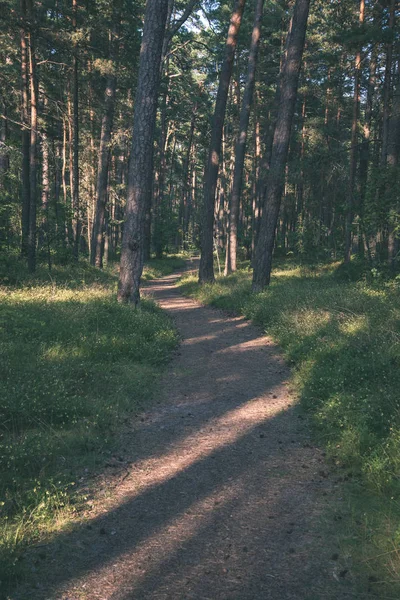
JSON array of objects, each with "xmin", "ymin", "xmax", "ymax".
[{"xmin": 16, "ymin": 262, "xmax": 356, "ymax": 600}]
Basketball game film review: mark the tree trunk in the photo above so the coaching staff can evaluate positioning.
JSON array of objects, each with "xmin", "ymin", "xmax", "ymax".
[
  {"xmin": 91, "ymin": 21, "xmax": 119, "ymax": 267},
  {"xmin": 252, "ymin": 0, "xmax": 310, "ymax": 292},
  {"xmin": 27, "ymin": 7, "xmax": 38, "ymax": 273},
  {"xmin": 226, "ymin": 0, "xmax": 263, "ymax": 274},
  {"xmin": 381, "ymin": 0, "xmax": 395, "ymax": 165},
  {"xmin": 153, "ymin": 70, "xmax": 169, "ymax": 259},
  {"xmin": 345, "ymin": 0, "xmax": 365, "ymax": 263},
  {"xmin": 199, "ymin": 0, "xmax": 247, "ymax": 284},
  {"xmin": 179, "ymin": 108, "xmax": 196, "ymax": 249},
  {"xmin": 118, "ymin": 0, "xmax": 169, "ymax": 305},
  {"xmin": 72, "ymin": 0, "xmax": 80, "ymax": 260},
  {"xmin": 40, "ymin": 128, "xmax": 50, "ymax": 243},
  {"xmin": 387, "ymin": 59, "xmax": 400, "ymax": 268},
  {"xmin": 359, "ymin": 41, "xmax": 377, "ymax": 257},
  {"xmin": 20, "ymin": 0, "xmax": 30, "ymax": 258}
]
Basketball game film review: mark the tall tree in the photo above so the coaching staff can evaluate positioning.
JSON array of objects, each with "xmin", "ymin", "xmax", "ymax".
[
  {"xmin": 27, "ymin": 0, "xmax": 38, "ymax": 272},
  {"xmin": 20, "ymin": 0, "xmax": 30, "ymax": 258},
  {"xmin": 225, "ymin": 0, "xmax": 264, "ymax": 275},
  {"xmin": 72, "ymin": 0, "xmax": 81, "ymax": 260},
  {"xmin": 118, "ymin": 0, "xmax": 169, "ymax": 305},
  {"xmin": 199, "ymin": 0, "xmax": 247, "ymax": 284},
  {"xmin": 90, "ymin": 13, "xmax": 120, "ymax": 268},
  {"xmin": 345, "ymin": 0, "xmax": 365, "ymax": 263},
  {"xmin": 252, "ymin": 0, "xmax": 310, "ymax": 291}
]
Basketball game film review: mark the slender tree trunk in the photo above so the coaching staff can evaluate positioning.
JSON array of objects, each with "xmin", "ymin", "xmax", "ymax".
[
  {"xmin": 252, "ymin": 0, "xmax": 310, "ymax": 291},
  {"xmin": 226, "ymin": 0, "xmax": 263, "ymax": 274},
  {"xmin": 359, "ymin": 43, "xmax": 377, "ymax": 257},
  {"xmin": 387, "ymin": 59, "xmax": 400, "ymax": 268},
  {"xmin": 20, "ymin": 0, "xmax": 30, "ymax": 257},
  {"xmin": 0, "ymin": 97, "xmax": 9, "ymax": 248},
  {"xmin": 179, "ymin": 108, "xmax": 196, "ymax": 249},
  {"xmin": 27, "ymin": 8, "xmax": 38, "ymax": 273},
  {"xmin": 199, "ymin": 0, "xmax": 247, "ymax": 284},
  {"xmin": 72, "ymin": 0, "xmax": 81, "ymax": 260},
  {"xmin": 251, "ymin": 97, "xmax": 261, "ymax": 261},
  {"xmin": 91, "ymin": 22, "xmax": 119, "ymax": 267},
  {"xmin": 0, "ymin": 97, "xmax": 9, "ymax": 188},
  {"xmin": 381, "ymin": 0, "xmax": 395, "ymax": 165},
  {"xmin": 41, "ymin": 128, "xmax": 49, "ymax": 239},
  {"xmin": 118, "ymin": 0, "xmax": 169, "ymax": 305},
  {"xmin": 62, "ymin": 116, "xmax": 69, "ymax": 245},
  {"xmin": 153, "ymin": 69, "xmax": 169, "ymax": 259},
  {"xmin": 345, "ymin": 0, "xmax": 365, "ymax": 263}
]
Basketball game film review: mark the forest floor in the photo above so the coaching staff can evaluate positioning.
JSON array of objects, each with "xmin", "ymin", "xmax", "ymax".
[{"xmin": 11, "ymin": 259, "xmax": 365, "ymax": 600}]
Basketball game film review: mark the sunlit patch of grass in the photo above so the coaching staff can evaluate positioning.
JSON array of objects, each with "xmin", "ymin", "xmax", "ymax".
[
  {"xmin": 179, "ymin": 260, "xmax": 400, "ymax": 593},
  {"xmin": 142, "ymin": 255, "xmax": 186, "ymax": 281},
  {"xmin": 0, "ymin": 259, "xmax": 179, "ymax": 590}
]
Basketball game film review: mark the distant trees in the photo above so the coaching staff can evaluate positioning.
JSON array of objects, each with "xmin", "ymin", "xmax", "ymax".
[{"xmin": 0, "ymin": 0, "xmax": 399, "ymax": 293}]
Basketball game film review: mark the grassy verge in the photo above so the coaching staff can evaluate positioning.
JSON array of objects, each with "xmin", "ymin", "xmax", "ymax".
[
  {"xmin": 0, "ymin": 257, "xmax": 180, "ymax": 590},
  {"xmin": 179, "ymin": 260, "xmax": 400, "ymax": 593}
]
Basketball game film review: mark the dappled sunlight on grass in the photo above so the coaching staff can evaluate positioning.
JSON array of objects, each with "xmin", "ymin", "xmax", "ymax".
[
  {"xmin": 179, "ymin": 259, "xmax": 400, "ymax": 589},
  {"xmin": 0, "ymin": 260, "xmax": 179, "ymax": 587}
]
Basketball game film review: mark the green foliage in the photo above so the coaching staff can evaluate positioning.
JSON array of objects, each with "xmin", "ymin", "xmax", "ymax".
[
  {"xmin": 179, "ymin": 261, "xmax": 400, "ymax": 589},
  {"xmin": 0, "ymin": 259, "xmax": 178, "ymax": 588},
  {"xmin": 142, "ymin": 255, "xmax": 187, "ymax": 280}
]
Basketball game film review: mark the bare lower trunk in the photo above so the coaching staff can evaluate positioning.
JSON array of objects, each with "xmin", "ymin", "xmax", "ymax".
[
  {"xmin": 345, "ymin": 0, "xmax": 365, "ymax": 263},
  {"xmin": 381, "ymin": 0, "xmax": 395, "ymax": 165},
  {"xmin": 199, "ymin": 0, "xmax": 246, "ymax": 284},
  {"xmin": 118, "ymin": 0, "xmax": 169, "ymax": 305},
  {"xmin": 72, "ymin": 0, "xmax": 80, "ymax": 260},
  {"xmin": 20, "ymin": 0, "xmax": 30, "ymax": 257},
  {"xmin": 226, "ymin": 0, "xmax": 263, "ymax": 274},
  {"xmin": 91, "ymin": 24, "xmax": 118, "ymax": 267},
  {"xmin": 252, "ymin": 0, "xmax": 310, "ymax": 292},
  {"xmin": 27, "ymin": 15, "xmax": 38, "ymax": 273},
  {"xmin": 178, "ymin": 108, "xmax": 196, "ymax": 249},
  {"xmin": 387, "ymin": 59, "xmax": 400, "ymax": 268}
]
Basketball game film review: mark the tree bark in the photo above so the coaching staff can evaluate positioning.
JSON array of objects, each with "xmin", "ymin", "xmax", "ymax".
[
  {"xmin": 387, "ymin": 59, "xmax": 400, "ymax": 268},
  {"xmin": 91, "ymin": 20, "xmax": 119, "ymax": 267},
  {"xmin": 252, "ymin": 0, "xmax": 310, "ymax": 292},
  {"xmin": 381, "ymin": 0, "xmax": 395, "ymax": 165},
  {"xmin": 199, "ymin": 0, "xmax": 247, "ymax": 284},
  {"xmin": 27, "ymin": 4, "xmax": 38, "ymax": 273},
  {"xmin": 345, "ymin": 0, "xmax": 365, "ymax": 263},
  {"xmin": 226, "ymin": 0, "xmax": 263, "ymax": 274},
  {"xmin": 118, "ymin": 0, "xmax": 169, "ymax": 305},
  {"xmin": 20, "ymin": 0, "xmax": 30, "ymax": 258},
  {"xmin": 179, "ymin": 107, "xmax": 196, "ymax": 249},
  {"xmin": 72, "ymin": 0, "xmax": 81, "ymax": 260}
]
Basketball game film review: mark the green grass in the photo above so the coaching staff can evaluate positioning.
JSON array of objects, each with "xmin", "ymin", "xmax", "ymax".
[
  {"xmin": 179, "ymin": 259, "xmax": 400, "ymax": 592},
  {"xmin": 141, "ymin": 255, "xmax": 186, "ymax": 280},
  {"xmin": 0, "ymin": 256, "xmax": 180, "ymax": 590}
]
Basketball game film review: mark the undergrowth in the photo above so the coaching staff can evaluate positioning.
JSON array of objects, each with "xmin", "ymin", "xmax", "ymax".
[
  {"xmin": 0, "ymin": 256, "xmax": 180, "ymax": 592},
  {"xmin": 179, "ymin": 259, "xmax": 400, "ymax": 593}
]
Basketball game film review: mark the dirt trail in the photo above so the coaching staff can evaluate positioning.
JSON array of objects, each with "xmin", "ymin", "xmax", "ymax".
[{"xmin": 15, "ymin": 264, "xmax": 356, "ymax": 600}]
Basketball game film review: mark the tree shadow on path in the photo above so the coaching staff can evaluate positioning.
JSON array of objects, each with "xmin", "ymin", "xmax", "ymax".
[{"xmin": 13, "ymin": 270, "xmax": 357, "ymax": 600}]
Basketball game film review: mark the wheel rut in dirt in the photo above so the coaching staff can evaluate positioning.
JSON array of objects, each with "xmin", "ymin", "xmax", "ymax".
[{"xmin": 15, "ymin": 265, "xmax": 355, "ymax": 600}]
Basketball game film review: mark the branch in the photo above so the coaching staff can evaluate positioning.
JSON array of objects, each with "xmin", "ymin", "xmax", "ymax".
[{"xmin": 166, "ymin": 0, "xmax": 199, "ymax": 42}]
